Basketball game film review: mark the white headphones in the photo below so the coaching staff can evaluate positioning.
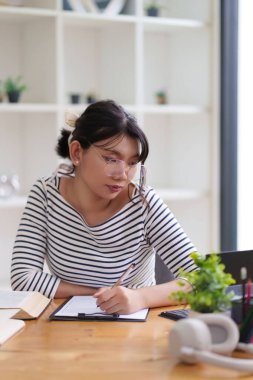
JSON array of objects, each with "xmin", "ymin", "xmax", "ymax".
[{"xmin": 168, "ymin": 314, "xmax": 253, "ymax": 372}]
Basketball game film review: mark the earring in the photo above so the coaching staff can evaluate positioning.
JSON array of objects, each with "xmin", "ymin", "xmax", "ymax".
[
  {"xmin": 74, "ymin": 161, "xmax": 79, "ymax": 166},
  {"xmin": 139, "ymin": 165, "xmax": 146, "ymax": 188}
]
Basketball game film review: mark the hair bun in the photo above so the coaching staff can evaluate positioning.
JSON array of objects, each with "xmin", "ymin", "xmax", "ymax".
[{"xmin": 64, "ymin": 110, "xmax": 80, "ymax": 130}]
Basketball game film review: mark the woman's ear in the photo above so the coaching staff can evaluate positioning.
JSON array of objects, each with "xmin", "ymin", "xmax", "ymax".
[{"xmin": 69, "ymin": 140, "xmax": 82, "ymax": 166}]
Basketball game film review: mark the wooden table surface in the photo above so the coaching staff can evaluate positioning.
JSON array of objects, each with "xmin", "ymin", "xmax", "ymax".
[{"xmin": 0, "ymin": 300, "xmax": 252, "ymax": 380}]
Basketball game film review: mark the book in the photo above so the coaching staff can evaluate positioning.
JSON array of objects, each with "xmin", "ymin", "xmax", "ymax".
[
  {"xmin": 103, "ymin": 0, "xmax": 126, "ymax": 15},
  {"xmin": 81, "ymin": 0, "xmax": 99, "ymax": 13},
  {"xmin": 49, "ymin": 295, "xmax": 149, "ymax": 322},
  {"xmin": 0, "ymin": 319, "xmax": 25, "ymax": 345},
  {"xmin": 0, "ymin": 290, "xmax": 51, "ymax": 320},
  {"xmin": 68, "ymin": 0, "xmax": 86, "ymax": 12}
]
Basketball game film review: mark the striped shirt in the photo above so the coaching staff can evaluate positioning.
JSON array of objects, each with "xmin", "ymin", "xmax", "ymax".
[{"xmin": 11, "ymin": 168, "xmax": 197, "ymax": 298}]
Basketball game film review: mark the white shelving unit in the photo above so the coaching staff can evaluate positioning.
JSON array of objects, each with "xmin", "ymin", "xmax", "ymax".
[{"xmin": 0, "ymin": 0, "xmax": 219, "ymax": 288}]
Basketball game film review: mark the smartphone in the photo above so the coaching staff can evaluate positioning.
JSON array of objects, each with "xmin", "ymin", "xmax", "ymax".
[{"xmin": 159, "ymin": 309, "xmax": 189, "ymax": 321}]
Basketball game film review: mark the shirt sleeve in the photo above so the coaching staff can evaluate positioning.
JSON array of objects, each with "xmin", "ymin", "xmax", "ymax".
[
  {"xmin": 11, "ymin": 179, "xmax": 60, "ymax": 298},
  {"xmin": 143, "ymin": 188, "xmax": 198, "ymax": 277}
]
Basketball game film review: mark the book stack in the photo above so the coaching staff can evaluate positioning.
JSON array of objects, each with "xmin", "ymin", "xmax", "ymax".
[{"xmin": 0, "ymin": 291, "xmax": 51, "ymax": 345}]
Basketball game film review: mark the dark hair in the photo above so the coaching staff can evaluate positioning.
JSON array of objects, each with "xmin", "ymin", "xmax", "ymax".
[{"xmin": 56, "ymin": 99, "xmax": 149, "ymax": 165}]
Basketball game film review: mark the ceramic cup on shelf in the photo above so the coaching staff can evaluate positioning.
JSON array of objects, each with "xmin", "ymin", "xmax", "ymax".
[
  {"xmin": 0, "ymin": 174, "xmax": 20, "ymax": 199},
  {"xmin": 69, "ymin": 93, "xmax": 81, "ymax": 104}
]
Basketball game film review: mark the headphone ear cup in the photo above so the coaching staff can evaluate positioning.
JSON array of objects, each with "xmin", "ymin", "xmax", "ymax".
[
  {"xmin": 194, "ymin": 313, "xmax": 239, "ymax": 353},
  {"xmin": 168, "ymin": 318, "xmax": 212, "ymax": 364}
]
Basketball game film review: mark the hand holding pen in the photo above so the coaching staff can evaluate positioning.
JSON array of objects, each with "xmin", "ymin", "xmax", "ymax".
[{"xmin": 93, "ymin": 263, "xmax": 139, "ymax": 314}]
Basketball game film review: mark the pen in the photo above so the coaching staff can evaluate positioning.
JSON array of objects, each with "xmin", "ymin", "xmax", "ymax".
[
  {"xmin": 112, "ymin": 263, "xmax": 136, "ymax": 288},
  {"xmin": 78, "ymin": 313, "xmax": 119, "ymax": 320},
  {"xmin": 240, "ymin": 304, "xmax": 253, "ymax": 343},
  {"xmin": 241, "ymin": 267, "xmax": 247, "ymax": 321},
  {"xmin": 246, "ymin": 278, "xmax": 252, "ymax": 311}
]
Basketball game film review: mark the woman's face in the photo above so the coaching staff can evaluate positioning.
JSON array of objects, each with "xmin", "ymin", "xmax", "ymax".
[{"xmin": 75, "ymin": 135, "xmax": 140, "ymax": 200}]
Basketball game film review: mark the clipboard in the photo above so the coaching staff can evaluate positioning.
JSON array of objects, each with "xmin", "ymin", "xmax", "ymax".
[{"xmin": 49, "ymin": 296, "xmax": 149, "ymax": 322}]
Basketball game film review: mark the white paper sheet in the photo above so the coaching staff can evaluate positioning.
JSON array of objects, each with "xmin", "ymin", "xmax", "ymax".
[
  {"xmin": 55, "ymin": 296, "xmax": 148, "ymax": 320},
  {"xmin": 0, "ymin": 290, "xmax": 31, "ymax": 308},
  {"xmin": 0, "ymin": 309, "xmax": 18, "ymax": 321}
]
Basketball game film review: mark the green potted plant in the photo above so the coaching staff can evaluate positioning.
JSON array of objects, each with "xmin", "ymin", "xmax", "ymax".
[
  {"xmin": 145, "ymin": 1, "xmax": 161, "ymax": 17},
  {"xmin": 86, "ymin": 92, "xmax": 97, "ymax": 104},
  {"xmin": 4, "ymin": 76, "xmax": 27, "ymax": 103},
  {"xmin": 155, "ymin": 90, "xmax": 167, "ymax": 104},
  {"xmin": 172, "ymin": 252, "xmax": 236, "ymax": 313}
]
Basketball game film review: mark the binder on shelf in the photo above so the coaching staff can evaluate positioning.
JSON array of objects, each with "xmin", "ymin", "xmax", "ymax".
[{"xmin": 49, "ymin": 295, "xmax": 149, "ymax": 322}]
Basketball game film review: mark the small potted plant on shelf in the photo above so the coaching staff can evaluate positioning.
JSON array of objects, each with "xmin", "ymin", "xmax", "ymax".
[
  {"xmin": 172, "ymin": 252, "xmax": 236, "ymax": 314},
  {"xmin": 155, "ymin": 90, "xmax": 167, "ymax": 104},
  {"xmin": 145, "ymin": 1, "xmax": 161, "ymax": 17},
  {"xmin": 86, "ymin": 92, "xmax": 97, "ymax": 104},
  {"xmin": 4, "ymin": 76, "xmax": 27, "ymax": 103}
]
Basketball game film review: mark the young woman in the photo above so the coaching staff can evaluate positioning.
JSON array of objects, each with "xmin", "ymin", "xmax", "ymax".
[{"xmin": 11, "ymin": 100, "xmax": 197, "ymax": 314}]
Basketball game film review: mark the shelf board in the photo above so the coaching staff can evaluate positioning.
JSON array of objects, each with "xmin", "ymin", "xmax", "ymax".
[
  {"xmin": 0, "ymin": 103, "xmax": 58, "ymax": 113},
  {"xmin": 0, "ymin": 6, "xmax": 56, "ymax": 21},
  {"xmin": 0, "ymin": 196, "xmax": 26, "ymax": 209},
  {"xmin": 142, "ymin": 105, "xmax": 208, "ymax": 115},
  {"xmin": 0, "ymin": 103, "xmax": 207, "ymax": 115},
  {"xmin": 142, "ymin": 17, "xmax": 207, "ymax": 32},
  {"xmin": 62, "ymin": 11, "xmax": 137, "ymax": 28},
  {"xmin": 60, "ymin": 103, "xmax": 137, "ymax": 114},
  {"xmin": 0, "ymin": 103, "xmax": 207, "ymax": 116},
  {"xmin": 156, "ymin": 188, "xmax": 207, "ymax": 201}
]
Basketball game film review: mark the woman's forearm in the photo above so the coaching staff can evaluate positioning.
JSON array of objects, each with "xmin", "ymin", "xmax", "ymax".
[
  {"xmin": 136, "ymin": 279, "xmax": 191, "ymax": 309},
  {"xmin": 54, "ymin": 280, "xmax": 99, "ymax": 298}
]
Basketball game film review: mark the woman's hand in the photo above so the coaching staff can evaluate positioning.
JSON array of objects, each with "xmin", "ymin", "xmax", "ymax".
[
  {"xmin": 93, "ymin": 279, "xmax": 191, "ymax": 314},
  {"xmin": 93, "ymin": 286, "xmax": 146, "ymax": 315}
]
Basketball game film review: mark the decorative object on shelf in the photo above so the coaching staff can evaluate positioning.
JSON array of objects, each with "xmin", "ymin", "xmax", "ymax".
[
  {"xmin": 81, "ymin": 0, "xmax": 99, "ymax": 13},
  {"xmin": 171, "ymin": 252, "xmax": 236, "ymax": 313},
  {"xmin": 94, "ymin": 0, "xmax": 110, "ymax": 11},
  {"xmin": 155, "ymin": 90, "xmax": 167, "ymax": 104},
  {"xmin": 4, "ymin": 76, "xmax": 27, "ymax": 103},
  {"xmin": 63, "ymin": 0, "xmax": 72, "ymax": 11},
  {"xmin": 0, "ymin": 174, "xmax": 20, "ymax": 199},
  {"xmin": 68, "ymin": 0, "xmax": 86, "ymax": 12},
  {"xmin": 69, "ymin": 93, "xmax": 81, "ymax": 104},
  {"xmin": 86, "ymin": 92, "xmax": 97, "ymax": 104},
  {"xmin": 144, "ymin": 1, "xmax": 161, "ymax": 17},
  {"xmin": 102, "ymin": 0, "xmax": 126, "ymax": 15}
]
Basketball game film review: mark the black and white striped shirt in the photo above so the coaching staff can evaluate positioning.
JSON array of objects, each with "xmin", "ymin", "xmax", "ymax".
[{"xmin": 11, "ymin": 169, "xmax": 197, "ymax": 298}]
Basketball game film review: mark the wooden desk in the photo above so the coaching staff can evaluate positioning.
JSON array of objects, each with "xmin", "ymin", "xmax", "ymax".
[{"xmin": 0, "ymin": 300, "xmax": 251, "ymax": 380}]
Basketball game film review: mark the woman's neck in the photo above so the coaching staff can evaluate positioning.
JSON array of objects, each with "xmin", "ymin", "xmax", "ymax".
[{"xmin": 59, "ymin": 176, "xmax": 132, "ymax": 226}]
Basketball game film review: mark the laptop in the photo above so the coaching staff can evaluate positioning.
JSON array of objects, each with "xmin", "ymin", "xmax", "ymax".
[
  {"xmin": 216, "ymin": 250, "xmax": 253, "ymax": 283},
  {"xmin": 207, "ymin": 250, "xmax": 253, "ymax": 296}
]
